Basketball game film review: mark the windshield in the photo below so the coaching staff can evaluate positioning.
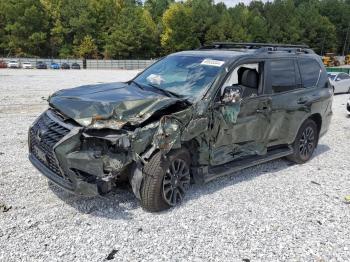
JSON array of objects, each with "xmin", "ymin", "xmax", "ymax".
[
  {"xmin": 328, "ymin": 73, "xmax": 336, "ymax": 80},
  {"xmin": 134, "ymin": 55, "xmax": 227, "ymax": 101}
]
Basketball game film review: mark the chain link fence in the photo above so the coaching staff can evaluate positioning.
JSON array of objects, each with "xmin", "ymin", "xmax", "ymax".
[
  {"xmin": 86, "ymin": 59, "xmax": 156, "ymax": 70},
  {"xmin": 0, "ymin": 57, "xmax": 156, "ymax": 70}
]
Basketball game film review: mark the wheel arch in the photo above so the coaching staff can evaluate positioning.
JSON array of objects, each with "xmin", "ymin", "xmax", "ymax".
[
  {"xmin": 291, "ymin": 113, "xmax": 322, "ymax": 145},
  {"xmin": 309, "ymin": 113, "xmax": 322, "ymax": 136}
]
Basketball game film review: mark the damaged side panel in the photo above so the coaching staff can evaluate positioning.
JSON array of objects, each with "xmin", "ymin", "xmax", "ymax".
[{"xmin": 209, "ymin": 97, "xmax": 271, "ymax": 166}]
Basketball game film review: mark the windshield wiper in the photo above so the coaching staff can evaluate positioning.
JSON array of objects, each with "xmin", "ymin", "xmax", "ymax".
[
  {"xmin": 129, "ymin": 80, "xmax": 144, "ymax": 90},
  {"xmin": 145, "ymin": 83, "xmax": 182, "ymax": 98},
  {"xmin": 131, "ymin": 80, "xmax": 184, "ymax": 99}
]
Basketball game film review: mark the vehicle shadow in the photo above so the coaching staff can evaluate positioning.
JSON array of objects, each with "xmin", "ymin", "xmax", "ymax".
[
  {"xmin": 313, "ymin": 143, "xmax": 331, "ymax": 157},
  {"xmin": 183, "ymin": 143, "xmax": 331, "ymax": 205},
  {"xmin": 49, "ymin": 182, "xmax": 138, "ymax": 220},
  {"xmin": 49, "ymin": 144, "xmax": 330, "ymax": 218}
]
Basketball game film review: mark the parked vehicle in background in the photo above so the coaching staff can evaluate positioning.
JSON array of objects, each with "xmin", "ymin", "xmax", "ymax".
[
  {"xmin": 0, "ymin": 60, "xmax": 7, "ymax": 68},
  {"xmin": 50, "ymin": 63, "xmax": 60, "ymax": 69},
  {"xmin": 28, "ymin": 43, "xmax": 333, "ymax": 212},
  {"xmin": 61, "ymin": 63, "xmax": 70, "ymax": 69},
  {"xmin": 8, "ymin": 60, "xmax": 20, "ymax": 68},
  {"xmin": 71, "ymin": 63, "xmax": 80, "ymax": 70},
  {"xmin": 36, "ymin": 61, "xmax": 47, "ymax": 69},
  {"xmin": 328, "ymin": 72, "xmax": 350, "ymax": 94},
  {"xmin": 22, "ymin": 62, "xmax": 34, "ymax": 69}
]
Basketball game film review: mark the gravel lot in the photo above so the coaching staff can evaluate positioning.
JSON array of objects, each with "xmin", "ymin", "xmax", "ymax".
[{"xmin": 1, "ymin": 69, "xmax": 350, "ymax": 261}]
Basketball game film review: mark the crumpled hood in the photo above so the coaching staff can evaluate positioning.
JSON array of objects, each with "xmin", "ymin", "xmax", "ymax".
[{"xmin": 49, "ymin": 82, "xmax": 187, "ymax": 129}]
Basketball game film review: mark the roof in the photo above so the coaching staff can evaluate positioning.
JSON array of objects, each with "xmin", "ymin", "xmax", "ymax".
[
  {"xmin": 170, "ymin": 42, "xmax": 316, "ymax": 62},
  {"xmin": 169, "ymin": 50, "xmax": 255, "ymax": 62}
]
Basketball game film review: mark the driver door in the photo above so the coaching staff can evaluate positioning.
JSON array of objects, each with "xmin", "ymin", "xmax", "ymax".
[{"xmin": 209, "ymin": 62, "xmax": 272, "ymax": 166}]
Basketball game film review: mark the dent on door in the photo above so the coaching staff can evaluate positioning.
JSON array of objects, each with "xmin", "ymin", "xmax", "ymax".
[{"xmin": 209, "ymin": 96, "xmax": 271, "ymax": 166}]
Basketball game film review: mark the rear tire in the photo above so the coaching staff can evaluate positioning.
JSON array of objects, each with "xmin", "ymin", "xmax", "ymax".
[
  {"xmin": 140, "ymin": 149, "xmax": 191, "ymax": 212},
  {"xmin": 286, "ymin": 119, "xmax": 318, "ymax": 164}
]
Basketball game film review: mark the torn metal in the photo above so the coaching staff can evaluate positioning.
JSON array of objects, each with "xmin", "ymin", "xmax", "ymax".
[
  {"xmin": 28, "ymin": 47, "xmax": 332, "ymax": 211},
  {"xmin": 29, "ymin": 78, "xmax": 270, "ymax": 198}
]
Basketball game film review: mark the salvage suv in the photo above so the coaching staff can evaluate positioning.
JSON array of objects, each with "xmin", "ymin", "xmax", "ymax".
[{"xmin": 28, "ymin": 43, "xmax": 333, "ymax": 212}]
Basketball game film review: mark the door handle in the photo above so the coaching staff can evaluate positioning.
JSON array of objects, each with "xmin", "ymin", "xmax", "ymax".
[{"xmin": 297, "ymin": 97, "xmax": 308, "ymax": 104}]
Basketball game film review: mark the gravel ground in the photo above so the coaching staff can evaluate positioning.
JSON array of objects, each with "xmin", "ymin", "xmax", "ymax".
[{"xmin": 1, "ymin": 69, "xmax": 350, "ymax": 262}]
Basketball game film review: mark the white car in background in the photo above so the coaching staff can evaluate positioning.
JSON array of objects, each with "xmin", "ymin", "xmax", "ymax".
[
  {"xmin": 328, "ymin": 72, "xmax": 350, "ymax": 94},
  {"xmin": 7, "ymin": 60, "xmax": 20, "ymax": 68},
  {"xmin": 22, "ymin": 62, "xmax": 33, "ymax": 69}
]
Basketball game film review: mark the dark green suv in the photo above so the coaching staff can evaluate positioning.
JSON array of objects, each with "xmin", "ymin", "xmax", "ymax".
[{"xmin": 28, "ymin": 43, "xmax": 333, "ymax": 212}]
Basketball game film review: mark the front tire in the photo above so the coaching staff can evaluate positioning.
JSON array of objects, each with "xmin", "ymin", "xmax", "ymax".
[
  {"xmin": 140, "ymin": 149, "xmax": 191, "ymax": 212},
  {"xmin": 287, "ymin": 119, "xmax": 318, "ymax": 164}
]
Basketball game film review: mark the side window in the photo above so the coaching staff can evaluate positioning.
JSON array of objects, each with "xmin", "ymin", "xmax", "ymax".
[
  {"xmin": 338, "ymin": 73, "xmax": 350, "ymax": 80},
  {"xmin": 270, "ymin": 60, "xmax": 297, "ymax": 93},
  {"xmin": 298, "ymin": 58, "xmax": 321, "ymax": 88},
  {"xmin": 222, "ymin": 62, "xmax": 264, "ymax": 98},
  {"xmin": 337, "ymin": 74, "xmax": 344, "ymax": 80}
]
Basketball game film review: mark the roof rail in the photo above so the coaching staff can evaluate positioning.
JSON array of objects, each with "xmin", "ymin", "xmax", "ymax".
[{"xmin": 198, "ymin": 42, "xmax": 314, "ymax": 54}]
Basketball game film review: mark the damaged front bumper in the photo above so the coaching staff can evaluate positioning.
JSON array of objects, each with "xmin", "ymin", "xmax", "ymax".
[{"xmin": 28, "ymin": 109, "xmax": 131, "ymax": 196}]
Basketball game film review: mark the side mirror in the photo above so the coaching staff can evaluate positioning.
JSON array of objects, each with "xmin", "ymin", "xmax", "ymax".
[
  {"xmin": 221, "ymin": 86, "xmax": 242, "ymax": 104},
  {"xmin": 335, "ymin": 78, "xmax": 341, "ymax": 82}
]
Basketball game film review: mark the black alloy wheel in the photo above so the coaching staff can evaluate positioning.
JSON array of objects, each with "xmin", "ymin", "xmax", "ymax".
[{"xmin": 162, "ymin": 158, "xmax": 191, "ymax": 206}]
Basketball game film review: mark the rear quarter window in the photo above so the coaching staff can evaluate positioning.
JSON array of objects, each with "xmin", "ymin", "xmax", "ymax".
[
  {"xmin": 298, "ymin": 58, "xmax": 322, "ymax": 88},
  {"xmin": 270, "ymin": 59, "xmax": 297, "ymax": 93}
]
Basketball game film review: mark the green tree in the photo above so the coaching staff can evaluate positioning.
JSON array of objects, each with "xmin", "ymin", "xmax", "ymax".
[
  {"xmin": 43, "ymin": 0, "xmax": 97, "ymax": 57},
  {"xmin": 205, "ymin": 4, "xmax": 251, "ymax": 44},
  {"xmin": 297, "ymin": 1, "xmax": 337, "ymax": 54},
  {"xmin": 185, "ymin": 0, "xmax": 220, "ymax": 45},
  {"xmin": 1, "ymin": 0, "xmax": 50, "ymax": 57},
  {"xmin": 144, "ymin": 0, "xmax": 174, "ymax": 22},
  {"xmin": 320, "ymin": 0, "xmax": 350, "ymax": 54},
  {"xmin": 264, "ymin": 0, "xmax": 301, "ymax": 44},
  {"xmin": 88, "ymin": 0, "xmax": 120, "ymax": 55},
  {"xmin": 161, "ymin": 3, "xmax": 199, "ymax": 53},
  {"xmin": 246, "ymin": 6, "xmax": 269, "ymax": 42},
  {"xmin": 104, "ymin": 7, "xmax": 157, "ymax": 58},
  {"xmin": 76, "ymin": 35, "xmax": 98, "ymax": 58}
]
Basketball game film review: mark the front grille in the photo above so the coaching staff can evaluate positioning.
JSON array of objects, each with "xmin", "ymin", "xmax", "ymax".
[{"xmin": 29, "ymin": 111, "xmax": 71, "ymax": 180}]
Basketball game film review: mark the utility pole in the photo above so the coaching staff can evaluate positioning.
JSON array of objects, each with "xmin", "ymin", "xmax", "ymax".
[
  {"xmin": 342, "ymin": 23, "xmax": 350, "ymax": 56},
  {"xmin": 321, "ymin": 35, "xmax": 326, "ymax": 56}
]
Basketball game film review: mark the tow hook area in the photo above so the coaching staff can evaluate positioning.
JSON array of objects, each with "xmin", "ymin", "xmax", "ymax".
[{"xmin": 72, "ymin": 169, "xmax": 114, "ymax": 195}]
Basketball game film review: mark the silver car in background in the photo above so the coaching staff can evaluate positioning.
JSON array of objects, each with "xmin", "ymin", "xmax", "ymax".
[
  {"xmin": 328, "ymin": 72, "xmax": 350, "ymax": 94},
  {"xmin": 22, "ymin": 62, "xmax": 34, "ymax": 69},
  {"xmin": 8, "ymin": 60, "xmax": 20, "ymax": 68}
]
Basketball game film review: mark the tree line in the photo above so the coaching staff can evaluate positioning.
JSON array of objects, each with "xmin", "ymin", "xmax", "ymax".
[{"xmin": 0, "ymin": 0, "xmax": 350, "ymax": 59}]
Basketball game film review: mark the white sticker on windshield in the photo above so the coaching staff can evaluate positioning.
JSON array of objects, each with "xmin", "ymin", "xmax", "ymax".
[{"xmin": 201, "ymin": 59, "xmax": 225, "ymax": 67}]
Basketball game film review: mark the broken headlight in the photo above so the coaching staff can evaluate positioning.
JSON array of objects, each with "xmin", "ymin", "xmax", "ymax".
[{"xmin": 81, "ymin": 133, "xmax": 130, "ymax": 154}]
